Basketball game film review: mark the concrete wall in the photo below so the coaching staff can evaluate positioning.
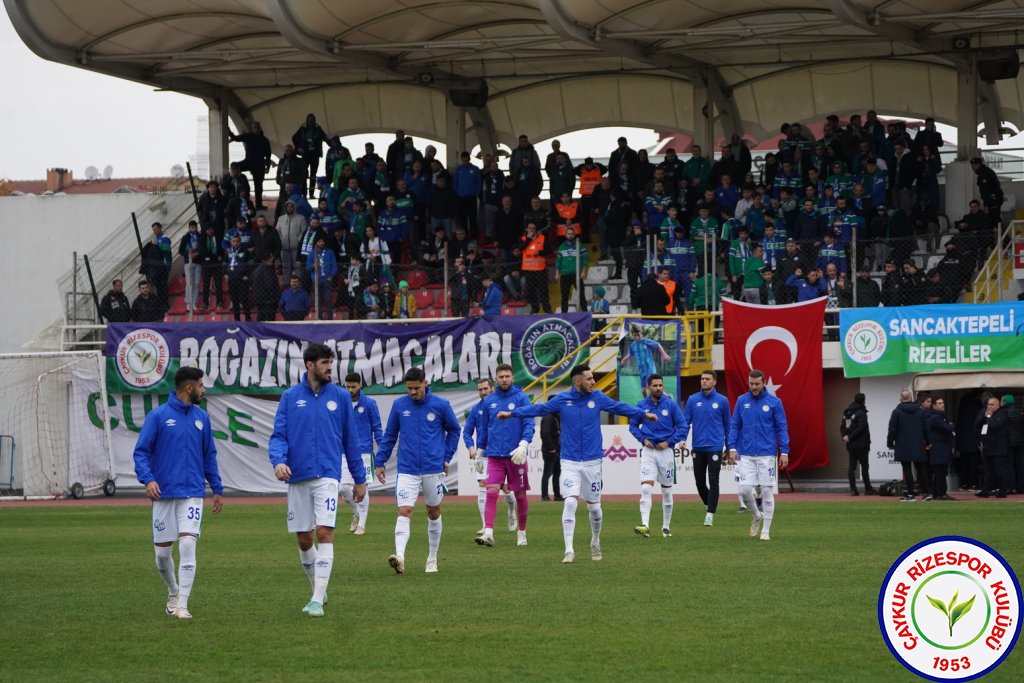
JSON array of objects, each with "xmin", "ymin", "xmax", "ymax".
[{"xmin": 0, "ymin": 193, "xmax": 154, "ymax": 352}]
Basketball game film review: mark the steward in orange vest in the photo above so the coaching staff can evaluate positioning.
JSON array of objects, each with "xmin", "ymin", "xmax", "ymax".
[{"xmin": 554, "ymin": 192, "xmax": 581, "ymax": 239}]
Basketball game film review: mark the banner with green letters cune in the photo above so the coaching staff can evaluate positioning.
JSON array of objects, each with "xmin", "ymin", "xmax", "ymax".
[
  {"xmin": 839, "ymin": 302, "xmax": 1024, "ymax": 377},
  {"xmin": 103, "ymin": 315, "xmax": 591, "ymax": 395}
]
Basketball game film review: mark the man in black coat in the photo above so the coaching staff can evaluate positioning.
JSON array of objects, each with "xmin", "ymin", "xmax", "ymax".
[
  {"xmin": 1001, "ymin": 394, "xmax": 1023, "ymax": 493},
  {"xmin": 841, "ymin": 393, "xmax": 874, "ymax": 495},
  {"xmin": 925, "ymin": 397, "xmax": 956, "ymax": 500},
  {"xmin": 854, "ymin": 266, "xmax": 881, "ymax": 307},
  {"xmin": 637, "ymin": 273, "xmax": 669, "ymax": 316},
  {"xmin": 540, "ymin": 413, "xmax": 562, "ymax": 502},
  {"xmin": 99, "ymin": 279, "xmax": 132, "ymax": 323},
  {"xmin": 975, "ymin": 395, "xmax": 1011, "ymax": 497},
  {"xmin": 887, "ymin": 390, "xmax": 928, "ymax": 500}
]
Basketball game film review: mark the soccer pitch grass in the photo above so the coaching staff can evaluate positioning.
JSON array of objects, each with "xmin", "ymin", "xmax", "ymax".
[{"xmin": 1, "ymin": 499, "xmax": 1022, "ymax": 682}]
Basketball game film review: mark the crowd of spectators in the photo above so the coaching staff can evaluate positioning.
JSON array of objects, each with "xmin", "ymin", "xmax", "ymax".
[{"xmin": 107, "ymin": 111, "xmax": 1008, "ymax": 323}]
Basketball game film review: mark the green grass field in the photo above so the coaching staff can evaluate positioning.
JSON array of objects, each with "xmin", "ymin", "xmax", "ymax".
[{"xmin": 1, "ymin": 499, "xmax": 1022, "ymax": 682}]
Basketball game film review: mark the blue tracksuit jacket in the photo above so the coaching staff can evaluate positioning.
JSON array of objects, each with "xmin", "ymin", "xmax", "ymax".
[
  {"xmin": 680, "ymin": 389, "xmax": 731, "ymax": 450},
  {"xmin": 477, "ymin": 384, "xmax": 535, "ymax": 457},
  {"xmin": 376, "ymin": 388, "xmax": 460, "ymax": 474},
  {"xmin": 728, "ymin": 390, "xmax": 791, "ymax": 456},
  {"xmin": 133, "ymin": 393, "xmax": 223, "ymax": 498},
  {"xmin": 629, "ymin": 394, "xmax": 687, "ymax": 445}
]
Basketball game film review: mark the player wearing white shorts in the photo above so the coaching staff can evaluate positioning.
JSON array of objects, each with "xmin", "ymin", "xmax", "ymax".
[
  {"xmin": 463, "ymin": 378, "xmax": 517, "ymax": 538},
  {"xmin": 499, "ymin": 364, "xmax": 656, "ymax": 563},
  {"xmin": 133, "ymin": 366, "xmax": 223, "ymax": 620},
  {"xmin": 727, "ymin": 369, "xmax": 790, "ymax": 541},
  {"xmin": 341, "ymin": 372, "xmax": 382, "ymax": 536},
  {"xmin": 269, "ymin": 344, "xmax": 366, "ymax": 618},
  {"xmin": 628, "ymin": 374, "xmax": 687, "ymax": 538},
  {"xmin": 375, "ymin": 367, "xmax": 460, "ymax": 575}
]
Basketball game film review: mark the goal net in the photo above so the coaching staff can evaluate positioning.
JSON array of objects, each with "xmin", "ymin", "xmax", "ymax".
[{"xmin": 0, "ymin": 352, "xmax": 114, "ymax": 498}]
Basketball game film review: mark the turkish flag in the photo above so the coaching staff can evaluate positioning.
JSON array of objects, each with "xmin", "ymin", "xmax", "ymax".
[{"xmin": 722, "ymin": 298, "xmax": 829, "ymax": 470}]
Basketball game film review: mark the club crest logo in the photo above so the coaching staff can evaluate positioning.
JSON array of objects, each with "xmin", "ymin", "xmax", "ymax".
[
  {"xmin": 878, "ymin": 536, "xmax": 1021, "ymax": 681},
  {"xmin": 426, "ymin": 412, "xmax": 436, "ymax": 421},
  {"xmin": 115, "ymin": 328, "xmax": 171, "ymax": 388},
  {"xmin": 521, "ymin": 318, "xmax": 582, "ymax": 380},
  {"xmin": 326, "ymin": 400, "xmax": 338, "ymax": 411},
  {"xmin": 194, "ymin": 420, "xmax": 203, "ymax": 430},
  {"xmin": 845, "ymin": 319, "xmax": 888, "ymax": 365}
]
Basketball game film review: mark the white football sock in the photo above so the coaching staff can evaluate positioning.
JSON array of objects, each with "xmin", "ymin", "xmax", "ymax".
[
  {"xmin": 588, "ymin": 502, "xmax": 603, "ymax": 545},
  {"xmin": 562, "ymin": 497, "xmax": 578, "ymax": 553},
  {"xmin": 427, "ymin": 516, "xmax": 442, "ymax": 562},
  {"xmin": 357, "ymin": 495, "xmax": 369, "ymax": 529},
  {"xmin": 740, "ymin": 484, "xmax": 762, "ymax": 520},
  {"xmin": 661, "ymin": 486, "xmax": 674, "ymax": 529},
  {"xmin": 154, "ymin": 545, "xmax": 178, "ymax": 595},
  {"xmin": 506, "ymin": 491, "xmax": 517, "ymax": 525},
  {"xmin": 761, "ymin": 486, "xmax": 776, "ymax": 533},
  {"xmin": 477, "ymin": 487, "xmax": 487, "ymax": 526},
  {"xmin": 299, "ymin": 547, "xmax": 316, "ymax": 588},
  {"xmin": 395, "ymin": 516, "xmax": 411, "ymax": 557},
  {"xmin": 639, "ymin": 483, "xmax": 653, "ymax": 526},
  {"xmin": 312, "ymin": 543, "xmax": 333, "ymax": 603},
  {"xmin": 177, "ymin": 535, "xmax": 197, "ymax": 609},
  {"xmin": 339, "ymin": 484, "xmax": 359, "ymax": 516}
]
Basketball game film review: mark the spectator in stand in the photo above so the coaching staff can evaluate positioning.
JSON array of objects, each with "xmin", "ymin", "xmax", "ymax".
[
  {"xmin": 556, "ymin": 226, "xmax": 587, "ymax": 313},
  {"xmin": 228, "ymin": 121, "xmax": 272, "ymax": 208},
  {"xmin": 901, "ymin": 261, "xmax": 927, "ymax": 306},
  {"xmin": 816, "ymin": 232, "xmax": 847, "ymax": 274},
  {"xmin": 916, "ymin": 145, "xmax": 942, "ymax": 209},
  {"xmin": 890, "ymin": 142, "xmax": 918, "ymax": 213},
  {"xmin": 605, "ymin": 188, "xmax": 632, "ymax": 281},
  {"xmin": 913, "ymin": 117, "xmax": 944, "ymax": 154},
  {"xmin": 637, "ymin": 272, "xmax": 669, "ymax": 316},
  {"xmin": 447, "ymin": 225, "xmax": 472, "ymax": 265},
  {"xmin": 225, "ymin": 187, "xmax": 256, "ymax": 231},
  {"xmin": 554, "ymin": 192, "xmax": 583, "ymax": 242},
  {"xmin": 924, "ymin": 269, "xmax": 954, "ymax": 305},
  {"xmin": 276, "ymin": 200, "xmax": 305, "ymax": 286},
  {"xmin": 177, "ymin": 220, "xmax": 202, "ymax": 314},
  {"xmin": 840, "ymin": 392, "xmax": 875, "ymax": 495},
  {"xmin": 684, "ymin": 145, "xmax": 711, "ymax": 197},
  {"xmin": 976, "ymin": 395, "xmax": 1011, "ymax": 498},
  {"xmin": 361, "ymin": 281, "xmax": 382, "ymax": 320},
  {"xmin": 633, "ymin": 150, "xmax": 656, "ymax": 208},
  {"xmin": 887, "ymin": 390, "xmax": 929, "ymax": 501},
  {"xmin": 910, "ymin": 192, "xmax": 940, "ymax": 253},
  {"xmin": 308, "ymin": 236, "xmax": 337, "ymax": 320},
  {"xmin": 141, "ymin": 222, "xmax": 172, "ymax": 310},
  {"xmin": 667, "ymin": 224, "xmax": 695, "ymax": 299},
  {"xmin": 880, "ymin": 260, "xmax": 904, "ymax": 307},
  {"xmin": 925, "ymin": 397, "xmax": 956, "ymax": 500},
  {"xmin": 786, "ymin": 267, "xmax": 827, "ymax": 302},
  {"xmin": 740, "ymin": 244, "xmax": 766, "ymax": 304},
  {"xmin": 690, "ymin": 205, "xmax": 718, "ymax": 274},
  {"xmin": 360, "ymin": 225, "xmax": 392, "ymax": 285},
  {"xmin": 385, "ymin": 130, "xmax": 406, "ymax": 184},
  {"xmin": 100, "ymin": 279, "xmax": 132, "ymax": 323},
  {"xmin": 197, "ymin": 181, "xmax": 226, "ymax": 240},
  {"xmin": 132, "ymin": 280, "xmax": 166, "ymax": 322},
  {"xmin": 428, "ymin": 173, "xmax": 457, "ymax": 238},
  {"xmin": 224, "ymin": 235, "xmax": 252, "ymax": 322},
  {"xmin": 727, "ymin": 226, "xmax": 752, "ymax": 291},
  {"xmin": 275, "ymin": 145, "xmax": 304, "ymax": 217},
  {"xmin": 494, "ymin": 194, "xmax": 522, "ymax": 265},
  {"xmin": 220, "ymin": 162, "xmax": 250, "ymax": 203},
  {"xmin": 523, "ymin": 195, "xmax": 550, "ymax": 235},
  {"xmin": 421, "ymin": 225, "xmax": 448, "ymax": 283},
  {"xmin": 252, "ymin": 214, "xmax": 281, "ymax": 266},
  {"xmin": 337, "ymin": 254, "xmax": 366, "ymax": 315},
  {"xmin": 197, "ymin": 224, "xmax": 224, "ymax": 311},
  {"xmin": 688, "ymin": 270, "xmax": 725, "ymax": 311},
  {"xmin": 971, "ymin": 156, "xmax": 1004, "ymax": 222},
  {"xmin": 223, "ymin": 216, "xmax": 255, "ymax": 261},
  {"xmin": 392, "ymin": 280, "xmax": 416, "ymax": 319},
  {"xmin": 480, "ymin": 275, "xmax": 503, "ymax": 316},
  {"xmin": 854, "ymin": 265, "xmax": 881, "ymax": 307},
  {"xmin": 378, "ymin": 281, "xmax": 395, "ymax": 319},
  {"xmin": 291, "ymin": 114, "xmax": 328, "ymax": 199},
  {"xmin": 449, "ymin": 257, "xmax": 476, "ymax": 317},
  {"xmin": 509, "ymin": 134, "xmax": 542, "ymax": 174},
  {"xmin": 453, "ymin": 151, "xmax": 482, "ymax": 238},
  {"xmin": 278, "ymin": 274, "xmax": 309, "ymax": 321},
  {"xmin": 481, "ymin": 159, "xmax": 506, "ymax": 243},
  {"xmin": 512, "ymin": 155, "xmax": 543, "ymax": 213},
  {"xmin": 517, "ymin": 222, "xmax": 551, "ymax": 314},
  {"xmin": 609, "ymin": 137, "xmax": 639, "ymax": 189},
  {"xmin": 377, "ymin": 195, "xmax": 409, "ymax": 266},
  {"xmin": 251, "ymin": 253, "xmax": 279, "ymax": 322},
  {"xmin": 576, "ymin": 157, "xmax": 607, "ymax": 242},
  {"xmin": 759, "ymin": 267, "xmax": 783, "ymax": 305},
  {"xmin": 885, "ymin": 207, "xmax": 915, "ymax": 267},
  {"xmin": 936, "ymin": 238, "xmax": 972, "ymax": 294},
  {"xmin": 547, "ymin": 151, "xmax": 576, "ymax": 208}
]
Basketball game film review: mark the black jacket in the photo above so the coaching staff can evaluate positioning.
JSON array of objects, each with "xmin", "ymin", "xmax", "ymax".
[
  {"xmin": 637, "ymin": 276, "xmax": 670, "ymax": 316},
  {"xmin": 541, "ymin": 413, "xmax": 560, "ymax": 459},
  {"xmin": 887, "ymin": 402, "xmax": 927, "ymax": 463},
  {"xmin": 976, "ymin": 407, "xmax": 1010, "ymax": 457},
  {"xmin": 925, "ymin": 410, "xmax": 955, "ymax": 465},
  {"xmin": 131, "ymin": 293, "xmax": 165, "ymax": 322},
  {"xmin": 841, "ymin": 400, "xmax": 870, "ymax": 451},
  {"xmin": 100, "ymin": 290, "xmax": 132, "ymax": 323},
  {"xmin": 1006, "ymin": 402, "xmax": 1023, "ymax": 448}
]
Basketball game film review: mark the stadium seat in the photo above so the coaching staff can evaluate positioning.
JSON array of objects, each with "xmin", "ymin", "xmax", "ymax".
[
  {"xmin": 939, "ymin": 234, "xmax": 955, "ymax": 249},
  {"xmin": 587, "ymin": 265, "xmax": 609, "ymax": 281},
  {"xmin": 500, "ymin": 306, "xmax": 518, "ymax": 316},
  {"xmin": 433, "ymin": 289, "xmax": 447, "ymax": 308},
  {"xmin": 414, "ymin": 290, "xmax": 433, "ymax": 309},
  {"xmin": 406, "ymin": 270, "xmax": 427, "ymax": 289},
  {"xmin": 166, "ymin": 297, "xmax": 188, "ymax": 316},
  {"xmin": 168, "ymin": 277, "xmax": 185, "ymax": 296},
  {"xmin": 926, "ymin": 255, "xmax": 943, "ymax": 272},
  {"xmin": 470, "ymin": 307, "xmax": 483, "ymax": 316},
  {"xmin": 422, "ymin": 308, "xmax": 442, "ymax": 318}
]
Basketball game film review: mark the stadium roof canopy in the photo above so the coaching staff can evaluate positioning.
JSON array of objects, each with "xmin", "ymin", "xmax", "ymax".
[{"xmin": 7, "ymin": 0, "xmax": 1024, "ymax": 162}]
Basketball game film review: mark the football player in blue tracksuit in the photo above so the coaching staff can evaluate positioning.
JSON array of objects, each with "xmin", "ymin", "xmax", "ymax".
[
  {"xmin": 375, "ymin": 367, "xmax": 460, "ymax": 575},
  {"xmin": 341, "ymin": 372, "xmax": 383, "ymax": 536},
  {"xmin": 462, "ymin": 377, "xmax": 516, "ymax": 537},
  {"xmin": 629, "ymin": 374, "xmax": 687, "ymax": 538},
  {"xmin": 133, "ymin": 366, "xmax": 223, "ymax": 620},
  {"xmin": 498, "ymin": 364, "xmax": 656, "ymax": 564},
  {"xmin": 679, "ymin": 369, "xmax": 732, "ymax": 526},
  {"xmin": 475, "ymin": 363, "xmax": 535, "ymax": 547},
  {"xmin": 269, "ymin": 343, "xmax": 366, "ymax": 618},
  {"xmin": 728, "ymin": 369, "xmax": 790, "ymax": 541}
]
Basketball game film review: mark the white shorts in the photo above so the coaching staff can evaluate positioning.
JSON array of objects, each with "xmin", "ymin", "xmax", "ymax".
[
  {"xmin": 395, "ymin": 473, "xmax": 446, "ymax": 508},
  {"xmin": 639, "ymin": 447, "xmax": 676, "ymax": 486},
  {"xmin": 151, "ymin": 497, "xmax": 205, "ymax": 544},
  {"xmin": 341, "ymin": 454, "xmax": 373, "ymax": 486},
  {"xmin": 287, "ymin": 477, "xmax": 340, "ymax": 532},
  {"xmin": 738, "ymin": 457, "xmax": 777, "ymax": 488},
  {"xmin": 560, "ymin": 459, "xmax": 603, "ymax": 503}
]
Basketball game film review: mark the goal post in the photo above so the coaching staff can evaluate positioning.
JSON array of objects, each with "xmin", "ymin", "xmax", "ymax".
[{"xmin": 0, "ymin": 351, "xmax": 115, "ymax": 499}]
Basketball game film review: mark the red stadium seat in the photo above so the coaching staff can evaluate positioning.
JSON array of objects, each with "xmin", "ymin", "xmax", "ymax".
[
  {"xmin": 414, "ymin": 290, "xmax": 433, "ymax": 309},
  {"xmin": 406, "ymin": 270, "xmax": 427, "ymax": 289},
  {"xmin": 422, "ymin": 308, "xmax": 442, "ymax": 318},
  {"xmin": 168, "ymin": 277, "xmax": 185, "ymax": 296}
]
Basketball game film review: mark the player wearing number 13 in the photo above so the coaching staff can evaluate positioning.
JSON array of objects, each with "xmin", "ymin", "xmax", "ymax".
[
  {"xmin": 727, "ymin": 369, "xmax": 790, "ymax": 542},
  {"xmin": 375, "ymin": 367, "xmax": 461, "ymax": 575},
  {"xmin": 498, "ymin": 364, "xmax": 656, "ymax": 564},
  {"xmin": 133, "ymin": 366, "xmax": 224, "ymax": 620},
  {"xmin": 269, "ymin": 343, "xmax": 366, "ymax": 618}
]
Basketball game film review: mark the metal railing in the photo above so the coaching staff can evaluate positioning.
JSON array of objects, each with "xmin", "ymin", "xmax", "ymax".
[{"xmin": 969, "ymin": 219, "xmax": 1021, "ymax": 304}]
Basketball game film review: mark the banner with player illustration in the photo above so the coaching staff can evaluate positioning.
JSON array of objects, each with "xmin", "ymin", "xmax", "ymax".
[
  {"xmin": 104, "ymin": 314, "xmax": 591, "ymax": 396},
  {"xmin": 616, "ymin": 319, "xmax": 682, "ymax": 404},
  {"xmin": 722, "ymin": 298, "xmax": 829, "ymax": 470}
]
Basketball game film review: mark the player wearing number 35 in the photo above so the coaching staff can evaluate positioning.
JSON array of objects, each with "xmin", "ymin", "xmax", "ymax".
[
  {"xmin": 133, "ymin": 366, "xmax": 224, "ymax": 621},
  {"xmin": 727, "ymin": 369, "xmax": 790, "ymax": 542},
  {"xmin": 269, "ymin": 343, "xmax": 366, "ymax": 618}
]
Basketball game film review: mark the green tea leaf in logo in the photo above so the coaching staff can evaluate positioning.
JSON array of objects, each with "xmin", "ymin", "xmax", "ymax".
[
  {"xmin": 948, "ymin": 594, "xmax": 976, "ymax": 636},
  {"xmin": 856, "ymin": 333, "xmax": 873, "ymax": 352},
  {"xmin": 927, "ymin": 594, "xmax": 949, "ymax": 617}
]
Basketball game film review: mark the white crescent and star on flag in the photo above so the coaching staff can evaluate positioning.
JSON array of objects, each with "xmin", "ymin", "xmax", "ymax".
[{"xmin": 743, "ymin": 325, "xmax": 798, "ymax": 394}]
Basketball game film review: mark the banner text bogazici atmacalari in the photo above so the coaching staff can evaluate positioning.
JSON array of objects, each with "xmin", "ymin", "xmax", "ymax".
[
  {"xmin": 839, "ymin": 302, "xmax": 1024, "ymax": 377},
  {"xmin": 105, "ymin": 315, "xmax": 590, "ymax": 394}
]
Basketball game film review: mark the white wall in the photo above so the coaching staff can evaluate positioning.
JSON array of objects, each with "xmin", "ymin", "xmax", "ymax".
[{"xmin": 0, "ymin": 193, "xmax": 154, "ymax": 352}]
